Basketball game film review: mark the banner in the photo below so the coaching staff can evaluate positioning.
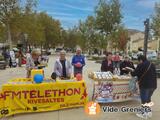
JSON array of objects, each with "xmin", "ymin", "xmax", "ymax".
[
  {"xmin": 0, "ymin": 90, "xmax": 5, "ymax": 118},
  {"xmin": 92, "ymin": 81, "xmax": 136, "ymax": 103},
  {"xmin": 0, "ymin": 81, "xmax": 88, "ymax": 117}
]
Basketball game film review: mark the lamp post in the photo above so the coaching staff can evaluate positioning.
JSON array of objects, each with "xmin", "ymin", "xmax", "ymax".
[{"xmin": 144, "ymin": 18, "xmax": 150, "ymax": 57}]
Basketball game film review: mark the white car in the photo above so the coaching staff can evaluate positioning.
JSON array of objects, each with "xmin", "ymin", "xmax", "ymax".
[{"xmin": 147, "ymin": 51, "xmax": 157, "ymax": 60}]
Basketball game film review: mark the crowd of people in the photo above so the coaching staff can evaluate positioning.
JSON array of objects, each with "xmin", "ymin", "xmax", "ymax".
[
  {"xmin": 26, "ymin": 48, "xmax": 86, "ymax": 79},
  {"xmin": 101, "ymin": 52, "xmax": 135, "ymax": 75},
  {"xmin": 2, "ymin": 47, "xmax": 157, "ymax": 119}
]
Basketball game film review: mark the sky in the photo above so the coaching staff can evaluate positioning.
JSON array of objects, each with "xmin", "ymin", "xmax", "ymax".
[{"xmin": 37, "ymin": 0, "xmax": 160, "ymax": 31}]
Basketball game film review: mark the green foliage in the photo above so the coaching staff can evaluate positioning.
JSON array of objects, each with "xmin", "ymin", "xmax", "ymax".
[
  {"xmin": 74, "ymin": 0, "xmax": 123, "ymax": 51},
  {"xmin": 0, "ymin": 0, "xmax": 125, "ymax": 51},
  {"xmin": 0, "ymin": 0, "xmax": 62, "ymax": 48},
  {"xmin": 151, "ymin": 2, "xmax": 160, "ymax": 38},
  {"xmin": 109, "ymin": 26, "xmax": 129, "ymax": 51},
  {"xmin": 95, "ymin": 0, "xmax": 122, "ymax": 34}
]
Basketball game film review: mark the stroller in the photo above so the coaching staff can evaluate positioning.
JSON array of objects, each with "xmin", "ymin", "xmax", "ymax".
[{"xmin": 9, "ymin": 51, "xmax": 17, "ymax": 67}]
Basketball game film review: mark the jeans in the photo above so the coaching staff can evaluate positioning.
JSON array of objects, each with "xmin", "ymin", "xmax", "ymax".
[{"xmin": 140, "ymin": 88, "xmax": 155, "ymax": 104}]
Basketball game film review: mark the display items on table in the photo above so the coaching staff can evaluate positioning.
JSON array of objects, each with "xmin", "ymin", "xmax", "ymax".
[
  {"xmin": 88, "ymin": 71, "xmax": 113, "ymax": 81},
  {"xmin": 88, "ymin": 71, "xmax": 131, "ymax": 81}
]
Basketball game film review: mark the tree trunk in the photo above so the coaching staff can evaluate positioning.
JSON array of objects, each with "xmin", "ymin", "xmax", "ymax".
[
  {"xmin": 6, "ymin": 22, "xmax": 12, "ymax": 50},
  {"xmin": 101, "ymin": 49, "xmax": 103, "ymax": 56}
]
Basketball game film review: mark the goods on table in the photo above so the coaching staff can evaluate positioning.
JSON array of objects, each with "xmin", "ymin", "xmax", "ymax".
[
  {"xmin": 112, "ymin": 75, "xmax": 131, "ymax": 81},
  {"xmin": 88, "ymin": 71, "xmax": 131, "ymax": 81},
  {"xmin": 88, "ymin": 71, "xmax": 113, "ymax": 81}
]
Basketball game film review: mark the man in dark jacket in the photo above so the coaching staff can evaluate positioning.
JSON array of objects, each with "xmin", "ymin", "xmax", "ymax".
[
  {"xmin": 131, "ymin": 55, "xmax": 157, "ymax": 119},
  {"xmin": 120, "ymin": 56, "xmax": 135, "ymax": 75}
]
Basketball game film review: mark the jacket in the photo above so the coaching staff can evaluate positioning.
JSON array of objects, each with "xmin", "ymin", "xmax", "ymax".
[
  {"xmin": 71, "ymin": 55, "xmax": 85, "ymax": 68},
  {"xmin": 101, "ymin": 60, "xmax": 114, "ymax": 73},
  {"xmin": 54, "ymin": 59, "xmax": 72, "ymax": 77},
  {"xmin": 120, "ymin": 61, "xmax": 135, "ymax": 75},
  {"xmin": 131, "ymin": 60, "xmax": 157, "ymax": 89}
]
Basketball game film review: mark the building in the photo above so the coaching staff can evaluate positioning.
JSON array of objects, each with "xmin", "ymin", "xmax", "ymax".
[
  {"xmin": 127, "ymin": 31, "xmax": 144, "ymax": 52},
  {"xmin": 148, "ymin": 38, "xmax": 160, "ymax": 51},
  {"xmin": 127, "ymin": 29, "xmax": 160, "ymax": 53}
]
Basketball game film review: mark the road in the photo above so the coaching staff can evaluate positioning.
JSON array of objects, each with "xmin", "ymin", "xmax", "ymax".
[{"xmin": 0, "ymin": 54, "xmax": 159, "ymax": 120}]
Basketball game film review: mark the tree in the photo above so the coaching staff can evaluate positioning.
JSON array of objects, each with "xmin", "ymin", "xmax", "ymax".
[
  {"xmin": 0, "ymin": 0, "xmax": 19, "ymax": 48},
  {"xmin": 0, "ymin": 24, "xmax": 5, "ymax": 42},
  {"xmin": 117, "ymin": 26, "xmax": 129, "ymax": 51},
  {"xmin": 95, "ymin": 0, "xmax": 122, "ymax": 35},
  {"xmin": 0, "ymin": 0, "xmax": 37, "ymax": 49},
  {"xmin": 109, "ymin": 26, "xmax": 128, "ymax": 51},
  {"xmin": 94, "ymin": 0, "xmax": 122, "ymax": 52},
  {"xmin": 37, "ymin": 12, "xmax": 61, "ymax": 48},
  {"xmin": 151, "ymin": 2, "xmax": 160, "ymax": 38}
]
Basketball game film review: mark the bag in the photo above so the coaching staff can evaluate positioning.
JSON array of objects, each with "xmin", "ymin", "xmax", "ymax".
[
  {"xmin": 129, "ymin": 62, "xmax": 152, "ymax": 92},
  {"xmin": 22, "ymin": 58, "xmax": 26, "ymax": 64},
  {"xmin": 129, "ymin": 76, "xmax": 138, "ymax": 92}
]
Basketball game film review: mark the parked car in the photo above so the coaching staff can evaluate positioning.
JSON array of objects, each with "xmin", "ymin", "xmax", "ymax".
[
  {"xmin": 55, "ymin": 48, "xmax": 63, "ymax": 53},
  {"xmin": 147, "ymin": 50, "xmax": 157, "ymax": 60}
]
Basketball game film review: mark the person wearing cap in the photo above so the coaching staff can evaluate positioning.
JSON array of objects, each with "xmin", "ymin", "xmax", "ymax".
[
  {"xmin": 72, "ymin": 48, "xmax": 85, "ymax": 77},
  {"xmin": 101, "ymin": 52, "xmax": 114, "ymax": 73},
  {"xmin": 54, "ymin": 50, "xmax": 72, "ymax": 79},
  {"xmin": 26, "ymin": 49, "xmax": 41, "ymax": 78},
  {"xmin": 120, "ymin": 56, "xmax": 135, "ymax": 75}
]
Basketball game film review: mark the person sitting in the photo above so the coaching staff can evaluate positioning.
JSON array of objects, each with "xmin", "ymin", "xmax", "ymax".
[
  {"xmin": 101, "ymin": 52, "xmax": 114, "ymax": 73},
  {"xmin": 120, "ymin": 56, "xmax": 135, "ymax": 75},
  {"xmin": 26, "ymin": 49, "xmax": 41, "ymax": 78},
  {"xmin": 53, "ymin": 50, "xmax": 72, "ymax": 79}
]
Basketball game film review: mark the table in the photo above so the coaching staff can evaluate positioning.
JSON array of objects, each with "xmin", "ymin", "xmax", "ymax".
[
  {"xmin": 0, "ymin": 79, "xmax": 88, "ymax": 118},
  {"xmin": 92, "ymin": 80, "xmax": 138, "ymax": 103},
  {"xmin": 88, "ymin": 72, "xmax": 139, "ymax": 103}
]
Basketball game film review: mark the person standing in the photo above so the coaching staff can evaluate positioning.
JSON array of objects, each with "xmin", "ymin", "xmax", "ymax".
[
  {"xmin": 54, "ymin": 50, "xmax": 72, "ymax": 79},
  {"xmin": 2, "ymin": 49, "xmax": 10, "ymax": 66},
  {"xmin": 72, "ymin": 48, "xmax": 85, "ymax": 77},
  {"xmin": 101, "ymin": 52, "xmax": 114, "ymax": 73},
  {"xmin": 114, "ymin": 52, "xmax": 120, "ymax": 72},
  {"xmin": 26, "ymin": 49, "xmax": 41, "ymax": 78},
  {"xmin": 130, "ymin": 55, "xmax": 157, "ymax": 119}
]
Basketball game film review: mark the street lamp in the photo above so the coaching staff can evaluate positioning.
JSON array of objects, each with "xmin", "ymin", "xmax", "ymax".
[{"xmin": 143, "ymin": 18, "xmax": 150, "ymax": 57}]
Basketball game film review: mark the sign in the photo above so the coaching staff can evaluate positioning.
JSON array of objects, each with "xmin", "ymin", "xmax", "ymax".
[
  {"xmin": 92, "ymin": 81, "xmax": 136, "ymax": 103},
  {"xmin": 0, "ymin": 81, "xmax": 88, "ymax": 118}
]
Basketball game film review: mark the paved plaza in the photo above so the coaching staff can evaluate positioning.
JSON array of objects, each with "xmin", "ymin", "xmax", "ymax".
[{"xmin": 0, "ymin": 54, "xmax": 159, "ymax": 120}]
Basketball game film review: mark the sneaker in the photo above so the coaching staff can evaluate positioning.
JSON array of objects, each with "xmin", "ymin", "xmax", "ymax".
[
  {"xmin": 136, "ymin": 112, "xmax": 148, "ymax": 119},
  {"xmin": 147, "ymin": 111, "xmax": 152, "ymax": 118}
]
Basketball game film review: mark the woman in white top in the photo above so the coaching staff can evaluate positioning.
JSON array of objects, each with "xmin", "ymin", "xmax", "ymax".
[{"xmin": 54, "ymin": 50, "xmax": 72, "ymax": 79}]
